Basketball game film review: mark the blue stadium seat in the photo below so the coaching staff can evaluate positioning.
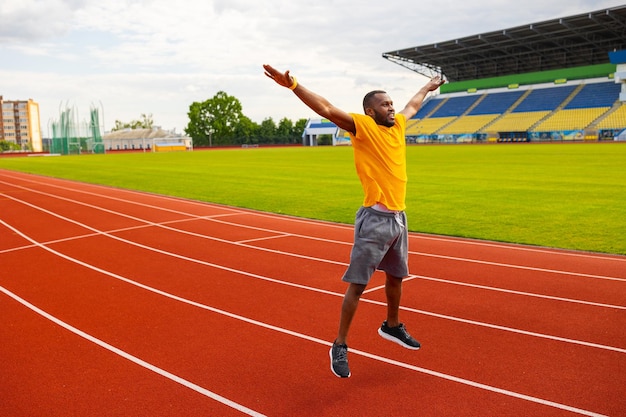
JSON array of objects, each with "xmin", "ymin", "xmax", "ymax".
[
  {"xmin": 468, "ymin": 90, "xmax": 525, "ymax": 115},
  {"xmin": 414, "ymin": 98, "xmax": 442, "ymax": 119},
  {"xmin": 513, "ymin": 85, "xmax": 577, "ymax": 112},
  {"xmin": 431, "ymin": 95, "xmax": 481, "ymax": 117},
  {"xmin": 564, "ymin": 82, "xmax": 621, "ymax": 109}
]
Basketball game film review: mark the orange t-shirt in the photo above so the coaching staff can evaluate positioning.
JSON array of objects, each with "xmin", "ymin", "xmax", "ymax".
[{"xmin": 348, "ymin": 113, "xmax": 407, "ymax": 211}]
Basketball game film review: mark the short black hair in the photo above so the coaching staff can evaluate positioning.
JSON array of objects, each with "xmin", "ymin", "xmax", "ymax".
[{"xmin": 363, "ymin": 90, "xmax": 387, "ymax": 112}]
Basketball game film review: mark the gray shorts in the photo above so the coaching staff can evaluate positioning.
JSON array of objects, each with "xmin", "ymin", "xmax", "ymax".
[{"xmin": 342, "ymin": 206, "xmax": 409, "ymax": 285}]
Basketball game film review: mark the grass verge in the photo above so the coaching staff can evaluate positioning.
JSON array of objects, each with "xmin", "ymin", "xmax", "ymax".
[{"xmin": 1, "ymin": 143, "xmax": 625, "ymax": 255}]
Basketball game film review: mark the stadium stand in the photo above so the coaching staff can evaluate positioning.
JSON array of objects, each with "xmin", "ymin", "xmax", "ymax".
[
  {"xmin": 430, "ymin": 95, "xmax": 482, "ymax": 118},
  {"xmin": 513, "ymin": 85, "xmax": 578, "ymax": 112},
  {"xmin": 307, "ymin": 6, "xmax": 625, "ymax": 146},
  {"xmin": 405, "ymin": 78, "xmax": 624, "ymax": 142},
  {"xmin": 302, "ymin": 118, "xmax": 342, "ymax": 146},
  {"xmin": 468, "ymin": 90, "xmax": 526, "ymax": 115},
  {"xmin": 564, "ymin": 82, "xmax": 622, "ymax": 109},
  {"xmin": 381, "ymin": 5, "xmax": 626, "ymax": 144},
  {"xmin": 596, "ymin": 104, "xmax": 626, "ymax": 130}
]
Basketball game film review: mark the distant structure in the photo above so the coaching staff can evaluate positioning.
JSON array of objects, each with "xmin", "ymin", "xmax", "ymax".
[
  {"xmin": 609, "ymin": 50, "xmax": 626, "ymax": 102},
  {"xmin": 380, "ymin": 6, "xmax": 626, "ymax": 143},
  {"xmin": 0, "ymin": 96, "xmax": 43, "ymax": 152},
  {"xmin": 49, "ymin": 102, "xmax": 105, "ymax": 155},
  {"xmin": 102, "ymin": 127, "xmax": 192, "ymax": 152},
  {"xmin": 301, "ymin": 118, "xmax": 340, "ymax": 146}
]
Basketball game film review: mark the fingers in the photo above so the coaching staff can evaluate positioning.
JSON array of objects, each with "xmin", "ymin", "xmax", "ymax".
[
  {"xmin": 429, "ymin": 75, "xmax": 445, "ymax": 87},
  {"xmin": 262, "ymin": 64, "xmax": 292, "ymax": 88},
  {"xmin": 263, "ymin": 64, "xmax": 277, "ymax": 79},
  {"xmin": 430, "ymin": 75, "xmax": 444, "ymax": 83}
]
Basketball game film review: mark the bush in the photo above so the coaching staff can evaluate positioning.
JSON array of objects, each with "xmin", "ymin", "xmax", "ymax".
[{"xmin": 0, "ymin": 140, "xmax": 21, "ymax": 152}]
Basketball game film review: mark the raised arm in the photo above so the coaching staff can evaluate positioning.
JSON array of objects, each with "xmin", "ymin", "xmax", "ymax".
[
  {"xmin": 263, "ymin": 64, "xmax": 356, "ymax": 134},
  {"xmin": 399, "ymin": 75, "xmax": 446, "ymax": 120}
]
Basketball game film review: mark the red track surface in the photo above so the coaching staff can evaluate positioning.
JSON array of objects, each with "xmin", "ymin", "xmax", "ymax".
[{"xmin": 1, "ymin": 169, "xmax": 624, "ymax": 417}]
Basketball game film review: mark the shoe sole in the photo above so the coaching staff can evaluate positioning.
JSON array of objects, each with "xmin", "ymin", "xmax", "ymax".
[
  {"xmin": 329, "ymin": 347, "xmax": 351, "ymax": 378},
  {"xmin": 378, "ymin": 328, "xmax": 421, "ymax": 350}
]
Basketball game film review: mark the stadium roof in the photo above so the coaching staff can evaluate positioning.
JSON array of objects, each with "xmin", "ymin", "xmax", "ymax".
[{"xmin": 383, "ymin": 6, "xmax": 626, "ymax": 82}]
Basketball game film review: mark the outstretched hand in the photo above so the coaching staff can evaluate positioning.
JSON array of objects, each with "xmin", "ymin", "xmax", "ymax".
[
  {"xmin": 426, "ymin": 75, "xmax": 446, "ymax": 91},
  {"xmin": 263, "ymin": 64, "xmax": 295, "ymax": 89}
]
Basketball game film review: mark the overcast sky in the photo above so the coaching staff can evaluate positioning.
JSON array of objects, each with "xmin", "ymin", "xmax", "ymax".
[{"xmin": 1, "ymin": 0, "xmax": 623, "ymax": 134}]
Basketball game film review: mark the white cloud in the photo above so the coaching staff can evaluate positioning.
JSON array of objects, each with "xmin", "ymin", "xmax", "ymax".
[{"xmin": 1, "ymin": 0, "xmax": 623, "ymax": 133}]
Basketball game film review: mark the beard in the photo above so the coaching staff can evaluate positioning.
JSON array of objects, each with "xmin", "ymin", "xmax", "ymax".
[{"xmin": 375, "ymin": 111, "xmax": 395, "ymax": 127}]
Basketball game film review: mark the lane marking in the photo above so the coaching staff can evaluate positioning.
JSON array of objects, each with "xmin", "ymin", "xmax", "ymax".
[
  {"xmin": 0, "ymin": 284, "xmax": 609, "ymax": 417},
  {"xmin": 2, "ymin": 172, "xmax": 624, "ymax": 264},
  {"xmin": 410, "ymin": 250, "xmax": 626, "ymax": 282},
  {"xmin": 2, "ymin": 216, "xmax": 624, "ymax": 356},
  {"xmin": 2, "ymin": 190, "xmax": 625, "ymax": 311},
  {"xmin": 0, "ymin": 286, "xmax": 266, "ymax": 417},
  {"xmin": 364, "ymin": 274, "xmax": 626, "ymax": 310}
]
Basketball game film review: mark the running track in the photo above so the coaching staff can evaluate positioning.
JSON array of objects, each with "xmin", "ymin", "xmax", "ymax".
[{"xmin": 1, "ymin": 169, "xmax": 624, "ymax": 417}]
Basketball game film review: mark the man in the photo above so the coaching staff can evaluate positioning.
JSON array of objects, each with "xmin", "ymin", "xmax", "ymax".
[{"xmin": 263, "ymin": 64, "xmax": 444, "ymax": 378}]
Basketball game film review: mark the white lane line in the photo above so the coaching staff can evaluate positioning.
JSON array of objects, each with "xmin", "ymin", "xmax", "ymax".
[
  {"xmin": 365, "ymin": 274, "xmax": 626, "ymax": 310},
  {"xmin": 408, "ymin": 233, "xmax": 626, "ymax": 263},
  {"xmin": 411, "ymin": 251, "xmax": 626, "ymax": 282},
  {"xmin": 1, "ymin": 182, "xmax": 624, "ymax": 299},
  {"xmin": 1, "ymin": 215, "xmax": 624, "ymax": 356},
  {"xmin": 0, "ymin": 286, "xmax": 266, "ymax": 417},
  {"xmin": 6, "ymin": 191, "xmax": 626, "ymax": 310},
  {"xmin": 2, "ymin": 172, "xmax": 624, "ymax": 264},
  {"xmin": 0, "ymin": 280, "xmax": 609, "ymax": 417},
  {"xmin": 351, "ymin": 344, "xmax": 608, "ymax": 417}
]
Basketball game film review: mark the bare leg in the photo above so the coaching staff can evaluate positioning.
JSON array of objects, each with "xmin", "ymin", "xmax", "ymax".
[
  {"xmin": 335, "ymin": 283, "xmax": 366, "ymax": 345},
  {"xmin": 384, "ymin": 273, "xmax": 403, "ymax": 327}
]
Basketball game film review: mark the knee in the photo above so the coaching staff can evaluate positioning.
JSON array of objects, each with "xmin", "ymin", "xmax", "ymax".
[
  {"xmin": 385, "ymin": 274, "xmax": 403, "ymax": 288},
  {"xmin": 347, "ymin": 283, "xmax": 366, "ymax": 298}
]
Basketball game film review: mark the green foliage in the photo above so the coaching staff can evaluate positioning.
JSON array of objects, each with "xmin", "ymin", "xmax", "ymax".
[
  {"xmin": 2, "ymin": 144, "xmax": 624, "ymax": 254},
  {"xmin": 117, "ymin": 92, "xmax": 308, "ymax": 146},
  {"xmin": 317, "ymin": 134, "xmax": 333, "ymax": 145},
  {"xmin": 111, "ymin": 113, "xmax": 154, "ymax": 131},
  {"xmin": 185, "ymin": 91, "xmax": 245, "ymax": 146},
  {"xmin": 294, "ymin": 118, "xmax": 307, "ymax": 135},
  {"xmin": 232, "ymin": 115, "xmax": 258, "ymax": 145},
  {"xmin": 185, "ymin": 91, "xmax": 306, "ymax": 145},
  {"xmin": 0, "ymin": 140, "xmax": 21, "ymax": 152}
]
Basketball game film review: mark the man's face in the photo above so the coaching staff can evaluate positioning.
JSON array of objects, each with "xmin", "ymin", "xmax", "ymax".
[{"xmin": 366, "ymin": 93, "xmax": 395, "ymax": 127}]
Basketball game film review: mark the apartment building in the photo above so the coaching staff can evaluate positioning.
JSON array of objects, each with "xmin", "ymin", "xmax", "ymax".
[{"xmin": 0, "ymin": 96, "xmax": 43, "ymax": 152}]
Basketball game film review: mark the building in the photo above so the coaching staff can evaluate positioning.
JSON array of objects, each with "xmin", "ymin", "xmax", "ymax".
[
  {"xmin": 301, "ymin": 118, "xmax": 345, "ymax": 146},
  {"xmin": 383, "ymin": 5, "xmax": 626, "ymax": 143},
  {"xmin": 102, "ymin": 127, "xmax": 192, "ymax": 152},
  {"xmin": 0, "ymin": 96, "xmax": 43, "ymax": 152}
]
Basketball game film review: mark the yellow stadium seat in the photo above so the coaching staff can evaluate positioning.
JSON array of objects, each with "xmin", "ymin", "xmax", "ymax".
[
  {"xmin": 596, "ymin": 104, "xmax": 626, "ymax": 130},
  {"xmin": 534, "ymin": 108, "xmax": 608, "ymax": 131},
  {"xmin": 407, "ymin": 117, "xmax": 456, "ymax": 135},
  {"xmin": 439, "ymin": 115, "xmax": 498, "ymax": 134},
  {"xmin": 484, "ymin": 111, "xmax": 550, "ymax": 132}
]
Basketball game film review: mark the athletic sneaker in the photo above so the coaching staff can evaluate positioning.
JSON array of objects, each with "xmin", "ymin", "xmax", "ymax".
[
  {"xmin": 329, "ymin": 342, "xmax": 351, "ymax": 378},
  {"xmin": 378, "ymin": 321, "xmax": 421, "ymax": 350}
]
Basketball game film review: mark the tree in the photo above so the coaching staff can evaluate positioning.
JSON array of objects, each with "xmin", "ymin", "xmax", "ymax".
[
  {"xmin": 317, "ymin": 134, "xmax": 333, "ymax": 146},
  {"xmin": 232, "ymin": 115, "xmax": 259, "ymax": 145},
  {"xmin": 257, "ymin": 117, "xmax": 277, "ymax": 143},
  {"xmin": 0, "ymin": 140, "xmax": 21, "ymax": 152},
  {"xmin": 185, "ymin": 91, "xmax": 244, "ymax": 146},
  {"xmin": 183, "ymin": 92, "xmax": 311, "ymax": 146},
  {"xmin": 276, "ymin": 117, "xmax": 293, "ymax": 144},
  {"xmin": 111, "ymin": 113, "xmax": 154, "ymax": 131},
  {"xmin": 293, "ymin": 118, "xmax": 308, "ymax": 144}
]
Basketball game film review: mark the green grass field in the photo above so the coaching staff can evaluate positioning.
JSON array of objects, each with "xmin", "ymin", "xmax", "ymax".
[{"xmin": 1, "ymin": 143, "xmax": 625, "ymax": 255}]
